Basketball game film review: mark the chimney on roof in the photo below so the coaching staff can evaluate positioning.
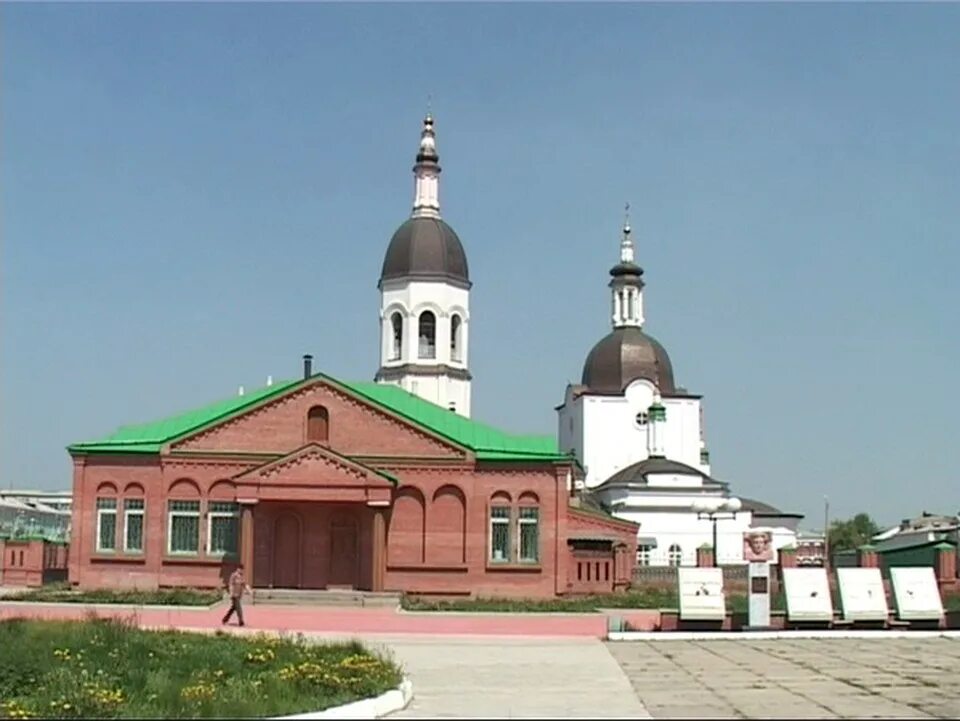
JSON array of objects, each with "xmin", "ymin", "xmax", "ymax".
[
  {"xmin": 303, "ymin": 354, "xmax": 313, "ymax": 380},
  {"xmin": 266, "ymin": 375, "xmax": 273, "ymax": 387},
  {"xmin": 238, "ymin": 385, "xmax": 245, "ymax": 397}
]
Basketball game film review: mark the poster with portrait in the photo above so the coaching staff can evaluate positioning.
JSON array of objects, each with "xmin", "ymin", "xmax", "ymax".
[
  {"xmin": 890, "ymin": 566, "xmax": 944, "ymax": 621},
  {"xmin": 742, "ymin": 531, "xmax": 774, "ymax": 563}
]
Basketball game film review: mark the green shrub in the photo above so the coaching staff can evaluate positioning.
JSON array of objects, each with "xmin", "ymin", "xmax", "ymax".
[
  {"xmin": 401, "ymin": 589, "xmax": 784, "ymax": 613},
  {"xmin": 0, "ymin": 618, "xmax": 401, "ymax": 719},
  {"xmin": 4, "ymin": 587, "xmax": 222, "ymax": 607}
]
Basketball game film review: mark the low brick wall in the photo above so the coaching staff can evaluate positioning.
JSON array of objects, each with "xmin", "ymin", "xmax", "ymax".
[{"xmin": 632, "ymin": 564, "xmax": 775, "ymax": 594}]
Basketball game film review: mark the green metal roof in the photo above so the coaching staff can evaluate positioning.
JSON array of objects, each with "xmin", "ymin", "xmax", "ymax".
[
  {"xmin": 68, "ymin": 373, "xmax": 568, "ymax": 463},
  {"xmin": 68, "ymin": 379, "xmax": 302, "ymax": 454}
]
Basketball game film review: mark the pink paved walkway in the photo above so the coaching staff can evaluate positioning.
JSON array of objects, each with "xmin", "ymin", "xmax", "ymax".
[{"xmin": 0, "ymin": 602, "xmax": 611, "ymax": 638}]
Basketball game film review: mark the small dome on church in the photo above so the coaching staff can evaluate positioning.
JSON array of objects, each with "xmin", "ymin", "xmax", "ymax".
[
  {"xmin": 581, "ymin": 326, "xmax": 676, "ymax": 394},
  {"xmin": 380, "ymin": 217, "xmax": 470, "ymax": 286}
]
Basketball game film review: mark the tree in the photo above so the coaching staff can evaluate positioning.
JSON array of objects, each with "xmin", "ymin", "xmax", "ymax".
[{"xmin": 828, "ymin": 513, "xmax": 880, "ymax": 553}]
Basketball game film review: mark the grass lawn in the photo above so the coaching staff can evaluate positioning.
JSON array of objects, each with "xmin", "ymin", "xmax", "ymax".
[
  {"xmin": 0, "ymin": 617, "xmax": 402, "ymax": 719},
  {"xmin": 2, "ymin": 585, "xmax": 222, "ymax": 607},
  {"xmin": 401, "ymin": 589, "xmax": 789, "ymax": 613}
]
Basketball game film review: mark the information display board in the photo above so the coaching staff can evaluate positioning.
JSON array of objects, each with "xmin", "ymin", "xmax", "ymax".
[
  {"xmin": 678, "ymin": 567, "xmax": 726, "ymax": 621},
  {"xmin": 783, "ymin": 567, "xmax": 834, "ymax": 622},
  {"xmin": 836, "ymin": 567, "xmax": 888, "ymax": 622},
  {"xmin": 889, "ymin": 566, "xmax": 944, "ymax": 622}
]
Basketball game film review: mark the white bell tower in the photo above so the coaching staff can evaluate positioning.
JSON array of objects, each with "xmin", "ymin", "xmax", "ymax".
[{"xmin": 375, "ymin": 115, "xmax": 472, "ymax": 416}]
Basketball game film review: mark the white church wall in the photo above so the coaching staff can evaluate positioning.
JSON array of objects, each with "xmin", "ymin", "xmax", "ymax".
[
  {"xmin": 581, "ymin": 395, "xmax": 643, "ymax": 487},
  {"xmin": 644, "ymin": 473, "xmax": 703, "ymax": 489},
  {"xmin": 379, "ymin": 279, "xmax": 471, "ymax": 415},
  {"xmin": 662, "ymin": 397, "xmax": 702, "ymax": 468},
  {"xmin": 614, "ymin": 508, "xmax": 755, "ymax": 566},
  {"xmin": 558, "ymin": 392, "xmax": 584, "ymax": 464},
  {"xmin": 380, "ymin": 280, "xmax": 470, "ymax": 368},
  {"xmin": 575, "ymin": 381, "xmax": 712, "ymax": 488},
  {"xmin": 579, "ymin": 380, "xmax": 664, "ymax": 487}
]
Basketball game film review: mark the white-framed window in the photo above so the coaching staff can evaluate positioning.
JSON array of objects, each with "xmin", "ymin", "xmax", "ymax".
[
  {"xmin": 668, "ymin": 543, "xmax": 683, "ymax": 567},
  {"xmin": 96, "ymin": 498, "xmax": 117, "ymax": 553},
  {"xmin": 167, "ymin": 500, "xmax": 200, "ymax": 555},
  {"xmin": 637, "ymin": 545, "xmax": 653, "ymax": 567},
  {"xmin": 207, "ymin": 501, "xmax": 239, "ymax": 556},
  {"xmin": 450, "ymin": 314, "xmax": 462, "ymax": 362},
  {"xmin": 635, "ymin": 412, "xmax": 648, "ymax": 427},
  {"xmin": 489, "ymin": 506, "xmax": 511, "ymax": 562},
  {"xmin": 390, "ymin": 312, "xmax": 403, "ymax": 361},
  {"xmin": 518, "ymin": 507, "xmax": 539, "ymax": 563},
  {"xmin": 418, "ymin": 311, "xmax": 436, "ymax": 359},
  {"xmin": 123, "ymin": 498, "xmax": 145, "ymax": 553}
]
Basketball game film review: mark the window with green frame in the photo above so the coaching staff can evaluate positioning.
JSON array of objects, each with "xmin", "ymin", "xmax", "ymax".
[
  {"xmin": 167, "ymin": 500, "xmax": 200, "ymax": 554},
  {"xmin": 489, "ymin": 506, "xmax": 511, "ymax": 562},
  {"xmin": 123, "ymin": 498, "xmax": 145, "ymax": 553},
  {"xmin": 207, "ymin": 501, "xmax": 239, "ymax": 556},
  {"xmin": 518, "ymin": 506, "xmax": 539, "ymax": 563},
  {"xmin": 96, "ymin": 498, "xmax": 117, "ymax": 552}
]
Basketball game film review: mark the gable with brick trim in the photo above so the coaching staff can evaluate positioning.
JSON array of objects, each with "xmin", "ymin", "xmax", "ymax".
[
  {"xmin": 170, "ymin": 379, "xmax": 467, "ymax": 460},
  {"xmin": 233, "ymin": 443, "xmax": 394, "ymax": 505}
]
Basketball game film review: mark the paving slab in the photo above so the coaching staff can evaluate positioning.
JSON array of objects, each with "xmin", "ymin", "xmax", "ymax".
[
  {"xmin": 378, "ymin": 636, "xmax": 650, "ymax": 719},
  {"xmin": 608, "ymin": 638, "xmax": 960, "ymax": 719}
]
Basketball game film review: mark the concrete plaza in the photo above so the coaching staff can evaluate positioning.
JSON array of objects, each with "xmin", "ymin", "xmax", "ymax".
[
  {"xmin": 379, "ymin": 636, "xmax": 960, "ymax": 719},
  {"xmin": 608, "ymin": 637, "xmax": 960, "ymax": 719}
]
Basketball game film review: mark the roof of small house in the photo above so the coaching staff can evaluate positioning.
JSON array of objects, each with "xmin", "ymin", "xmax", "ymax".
[{"xmin": 67, "ymin": 373, "xmax": 569, "ymax": 463}]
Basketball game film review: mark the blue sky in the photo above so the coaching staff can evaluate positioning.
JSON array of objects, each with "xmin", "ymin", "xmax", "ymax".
[{"xmin": 2, "ymin": 3, "xmax": 958, "ymax": 528}]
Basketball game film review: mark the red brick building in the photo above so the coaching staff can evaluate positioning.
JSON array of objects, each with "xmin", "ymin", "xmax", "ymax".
[
  {"xmin": 1, "ymin": 536, "xmax": 68, "ymax": 588},
  {"xmin": 67, "ymin": 370, "xmax": 638, "ymax": 598},
  {"xmin": 66, "ymin": 115, "xmax": 638, "ymax": 598}
]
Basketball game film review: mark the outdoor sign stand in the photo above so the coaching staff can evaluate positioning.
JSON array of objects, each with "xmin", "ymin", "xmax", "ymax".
[{"xmin": 746, "ymin": 561, "xmax": 772, "ymax": 630}]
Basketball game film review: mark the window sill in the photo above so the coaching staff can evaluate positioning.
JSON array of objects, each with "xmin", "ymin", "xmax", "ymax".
[
  {"xmin": 485, "ymin": 562, "xmax": 542, "ymax": 573},
  {"xmin": 387, "ymin": 563, "xmax": 469, "ymax": 573},
  {"xmin": 162, "ymin": 555, "xmax": 227, "ymax": 566},
  {"xmin": 91, "ymin": 554, "xmax": 146, "ymax": 564}
]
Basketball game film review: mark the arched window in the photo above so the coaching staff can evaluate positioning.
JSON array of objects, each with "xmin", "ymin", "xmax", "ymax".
[
  {"xmin": 418, "ymin": 311, "xmax": 436, "ymax": 359},
  {"xmin": 390, "ymin": 313, "xmax": 403, "ymax": 361},
  {"xmin": 668, "ymin": 543, "xmax": 683, "ymax": 567},
  {"xmin": 307, "ymin": 406, "xmax": 329, "ymax": 443},
  {"xmin": 517, "ymin": 492, "xmax": 540, "ymax": 564},
  {"xmin": 450, "ymin": 314, "xmax": 462, "ymax": 362}
]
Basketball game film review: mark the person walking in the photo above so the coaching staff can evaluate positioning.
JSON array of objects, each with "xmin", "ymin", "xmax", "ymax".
[{"xmin": 222, "ymin": 566, "xmax": 251, "ymax": 627}]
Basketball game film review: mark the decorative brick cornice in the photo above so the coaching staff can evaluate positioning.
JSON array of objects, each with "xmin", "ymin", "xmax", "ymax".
[
  {"xmin": 261, "ymin": 450, "xmax": 364, "ymax": 483},
  {"xmin": 160, "ymin": 454, "xmax": 266, "ymax": 468},
  {"xmin": 568, "ymin": 506, "xmax": 639, "ymax": 533},
  {"xmin": 476, "ymin": 466, "xmax": 557, "ymax": 479},
  {"xmin": 234, "ymin": 444, "xmax": 392, "ymax": 487}
]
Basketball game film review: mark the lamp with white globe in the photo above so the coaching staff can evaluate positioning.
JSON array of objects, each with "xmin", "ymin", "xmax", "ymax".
[{"xmin": 692, "ymin": 496, "xmax": 742, "ymax": 567}]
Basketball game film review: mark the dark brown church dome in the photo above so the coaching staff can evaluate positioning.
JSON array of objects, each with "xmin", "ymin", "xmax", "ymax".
[
  {"xmin": 379, "ymin": 217, "xmax": 470, "ymax": 287},
  {"xmin": 581, "ymin": 326, "xmax": 676, "ymax": 394}
]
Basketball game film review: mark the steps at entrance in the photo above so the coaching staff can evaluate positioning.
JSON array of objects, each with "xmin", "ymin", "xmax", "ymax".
[{"xmin": 252, "ymin": 588, "xmax": 401, "ymax": 608}]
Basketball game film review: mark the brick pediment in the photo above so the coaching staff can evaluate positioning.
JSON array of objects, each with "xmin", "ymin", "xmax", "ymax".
[
  {"xmin": 234, "ymin": 444, "xmax": 393, "ymax": 505},
  {"xmin": 170, "ymin": 379, "xmax": 467, "ymax": 461}
]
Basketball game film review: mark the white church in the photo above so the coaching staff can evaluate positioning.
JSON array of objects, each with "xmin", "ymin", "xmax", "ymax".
[{"xmin": 373, "ymin": 114, "xmax": 803, "ymax": 567}]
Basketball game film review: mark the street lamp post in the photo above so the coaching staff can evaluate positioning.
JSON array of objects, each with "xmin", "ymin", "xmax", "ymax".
[{"xmin": 692, "ymin": 497, "xmax": 742, "ymax": 566}]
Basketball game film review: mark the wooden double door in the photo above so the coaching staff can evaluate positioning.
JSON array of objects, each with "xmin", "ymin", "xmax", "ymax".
[{"xmin": 271, "ymin": 508, "xmax": 360, "ymax": 589}]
